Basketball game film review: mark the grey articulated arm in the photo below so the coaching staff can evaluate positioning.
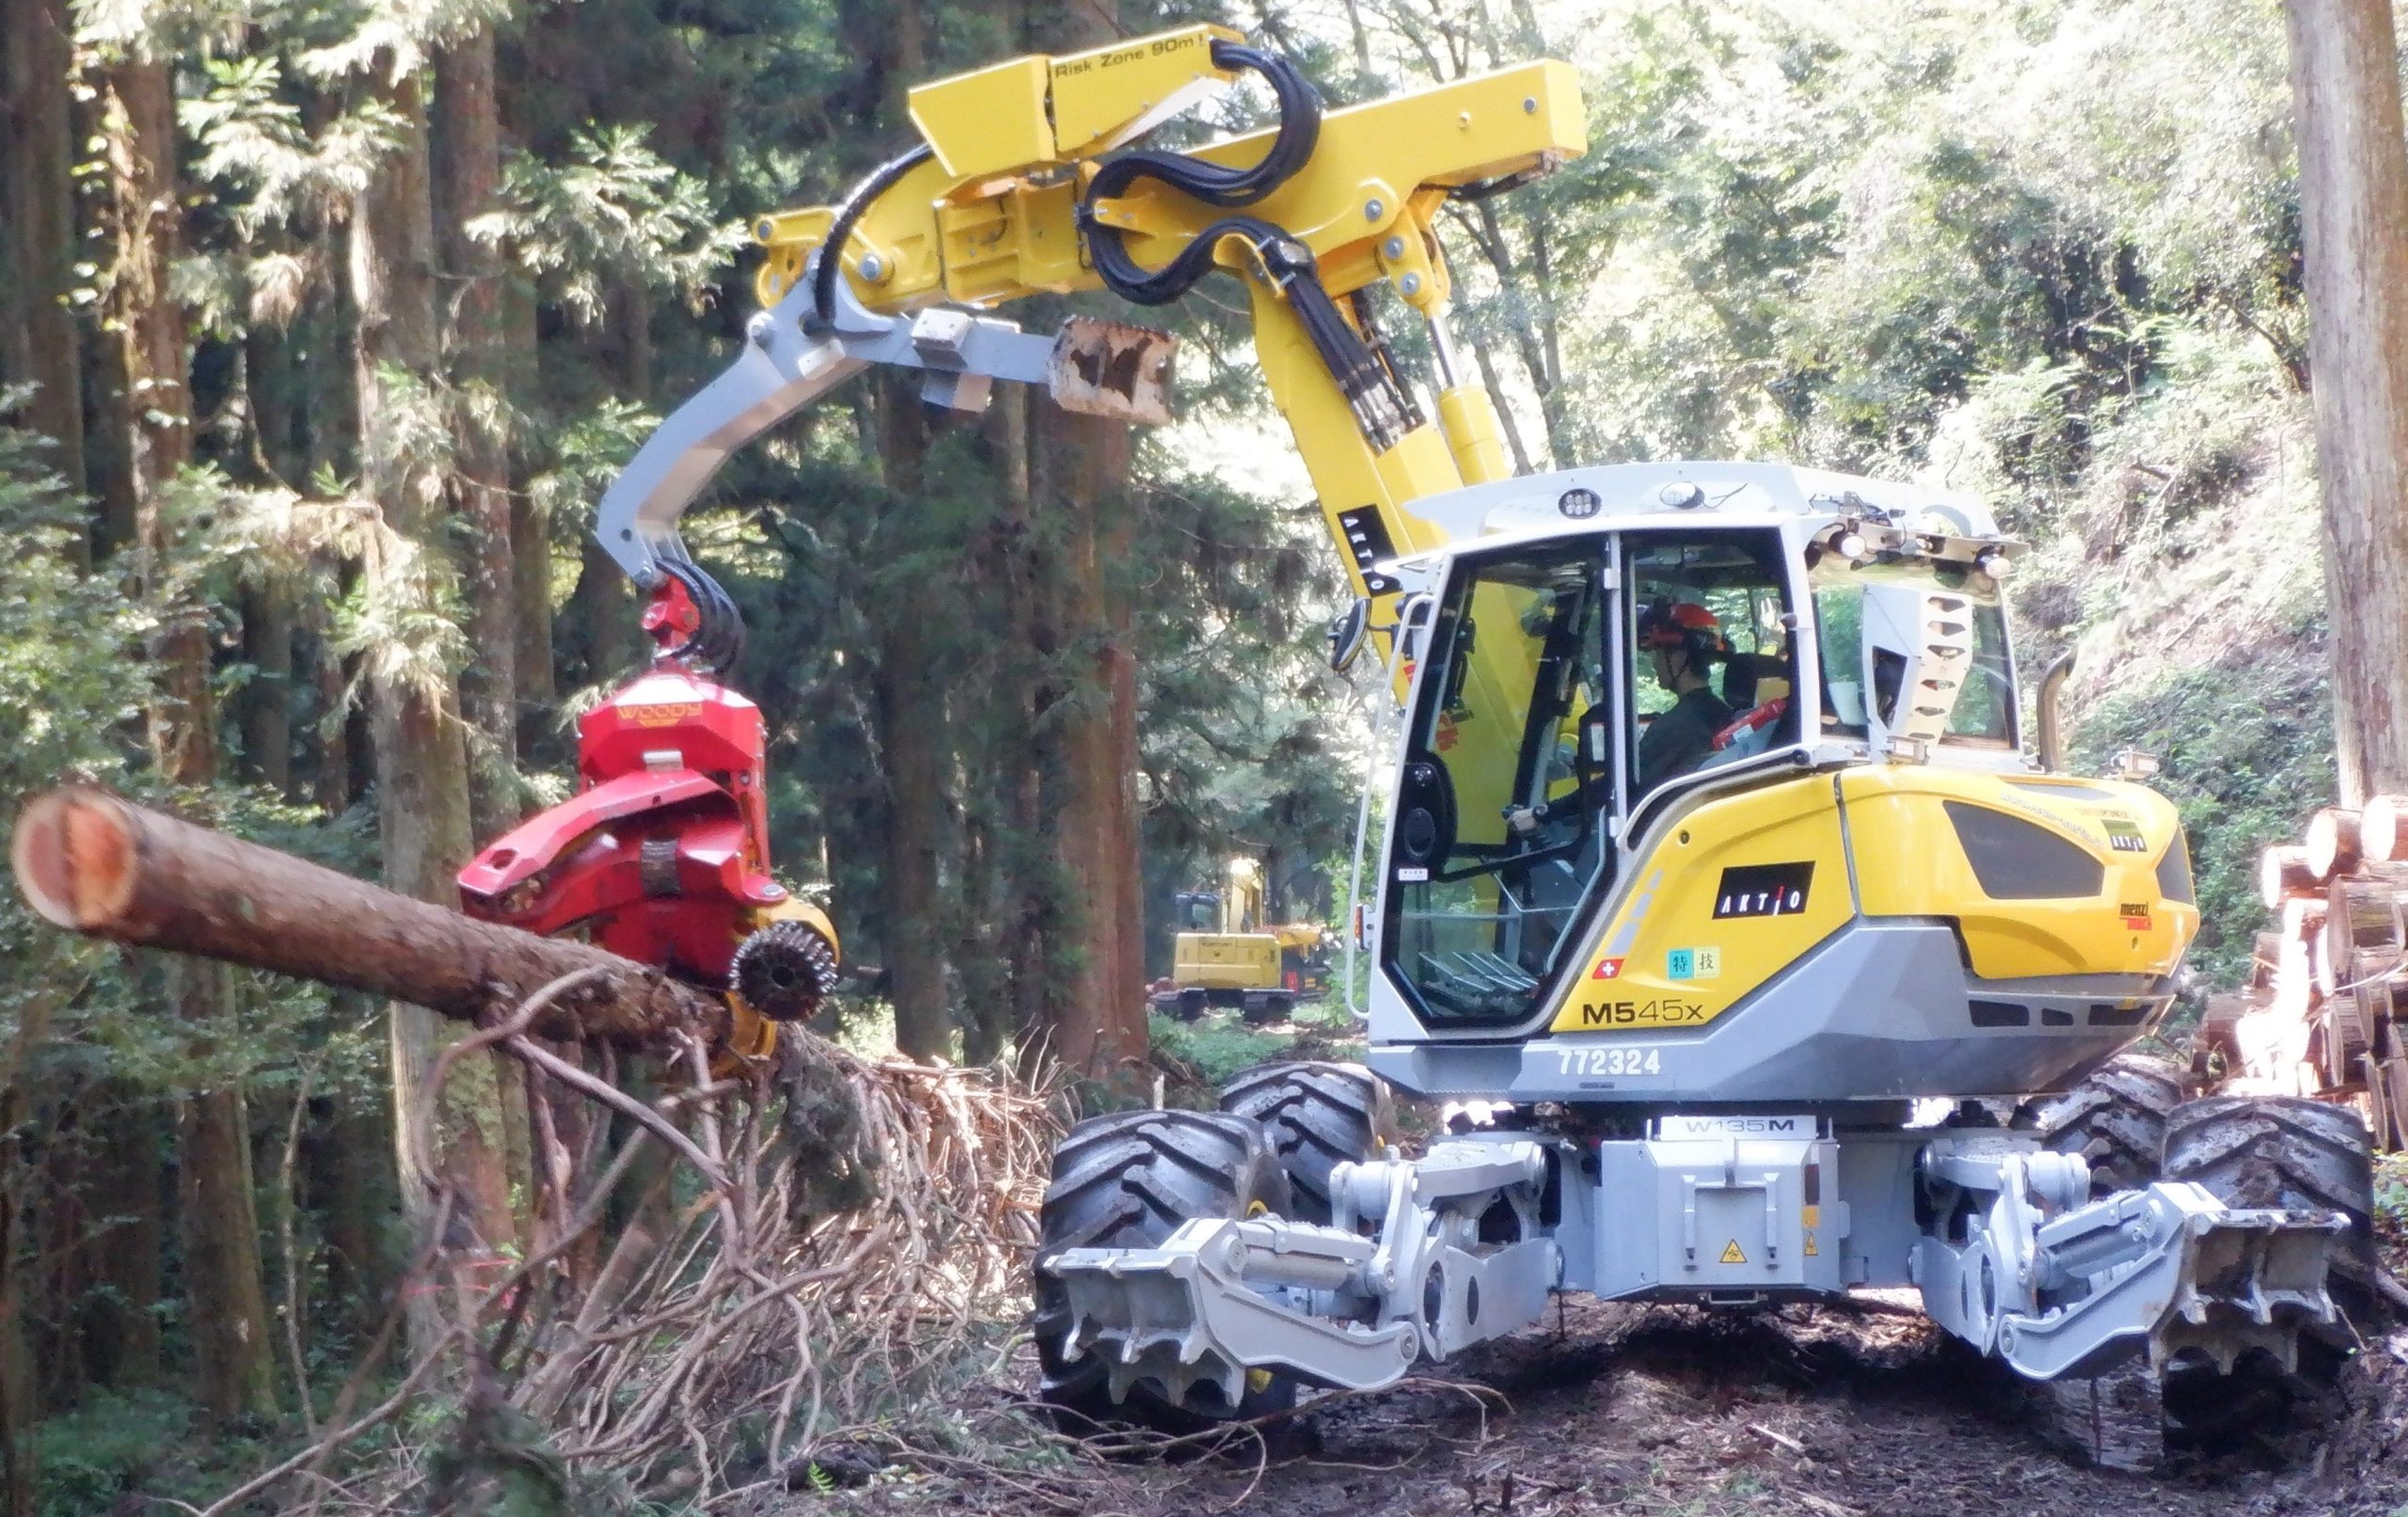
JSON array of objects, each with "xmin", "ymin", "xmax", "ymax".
[{"xmin": 594, "ymin": 252, "xmax": 1174, "ymax": 587}]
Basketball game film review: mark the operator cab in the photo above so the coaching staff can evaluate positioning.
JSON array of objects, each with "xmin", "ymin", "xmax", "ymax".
[
  {"xmin": 1176, "ymin": 891, "xmax": 1223, "ymax": 932},
  {"xmin": 1373, "ymin": 463, "xmax": 2021, "ymax": 1035}
]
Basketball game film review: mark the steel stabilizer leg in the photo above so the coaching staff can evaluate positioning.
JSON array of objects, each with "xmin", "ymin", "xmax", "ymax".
[
  {"xmin": 1043, "ymin": 1140, "xmax": 1561, "ymax": 1409},
  {"xmin": 1911, "ymin": 1143, "xmax": 2346, "ymax": 1381}
]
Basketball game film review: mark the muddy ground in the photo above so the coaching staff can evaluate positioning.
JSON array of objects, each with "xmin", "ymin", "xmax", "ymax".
[{"xmin": 760, "ymin": 1296, "xmax": 2408, "ymax": 1517}]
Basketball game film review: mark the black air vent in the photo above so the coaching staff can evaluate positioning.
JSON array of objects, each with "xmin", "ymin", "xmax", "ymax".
[
  {"xmin": 1943, "ymin": 801, "xmax": 2105, "ymax": 899},
  {"xmin": 1970, "ymin": 1000, "xmax": 2031, "ymax": 1028},
  {"xmin": 2156, "ymin": 833, "xmax": 2196, "ymax": 905}
]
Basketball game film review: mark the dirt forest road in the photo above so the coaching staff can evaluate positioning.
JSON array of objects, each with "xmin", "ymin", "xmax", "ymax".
[{"xmin": 777, "ymin": 1298, "xmax": 2408, "ymax": 1517}]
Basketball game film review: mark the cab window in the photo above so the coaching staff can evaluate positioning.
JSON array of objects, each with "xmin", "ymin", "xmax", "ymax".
[
  {"xmin": 1385, "ymin": 541, "xmax": 1613, "ymax": 1026},
  {"xmin": 1625, "ymin": 530, "xmax": 1798, "ymax": 800},
  {"xmin": 1810, "ymin": 558, "xmax": 2015, "ymax": 749}
]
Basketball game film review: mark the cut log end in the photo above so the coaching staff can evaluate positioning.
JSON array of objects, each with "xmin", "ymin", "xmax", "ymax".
[
  {"xmin": 2365, "ymin": 795, "xmax": 2408, "ymax": 864},
  {"xmin": 2305, "ymin": 808, "xmax": 2363, "ymax": 880},
  {"xmin": 10, "ymin": 786, "xmax": 137, "ymax": 931},
  {"xmin": 2259, "ymin": 845, "xmax": 2321, "ymax": 909}
]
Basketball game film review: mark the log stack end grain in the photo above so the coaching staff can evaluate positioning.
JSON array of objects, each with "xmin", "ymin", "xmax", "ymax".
[
  {"xmin": 2260, "ymin": 845, "xmax": 2321, "ymax": 909},
  {"xmin": 2363, "ymin": 794, "xmax": 2408, "ymax": 864},
  {"xmin": 2226, "ymin": 810, "xmax": 2408, "ymax": 1151},
  {"xmin": 2305, "ymin": 808, "xmax": 2364, "ymax": 881}
]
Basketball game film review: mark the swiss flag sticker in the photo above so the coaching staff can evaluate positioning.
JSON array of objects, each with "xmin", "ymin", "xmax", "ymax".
[{"xmin": 1592, "ymin": 957, "xmax": 1625, "ymax": 980}]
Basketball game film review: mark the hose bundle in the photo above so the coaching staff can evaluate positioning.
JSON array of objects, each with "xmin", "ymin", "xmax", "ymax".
[
  {"xmin": 806, "ymin": 40, "xmax": 1418, "ymax": 452},
  {"xmin": 659, "ymin": 557, "xmax": 746, "ymax": 675},
  {"xmin": 1076, "ymin": 40, "xmax": 1413, "ymax": 452}
]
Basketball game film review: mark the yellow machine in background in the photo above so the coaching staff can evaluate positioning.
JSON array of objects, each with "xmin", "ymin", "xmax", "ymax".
[{"xmin": 1157, "ymin": 859, "xmax": 1332, "ymax": 1023}]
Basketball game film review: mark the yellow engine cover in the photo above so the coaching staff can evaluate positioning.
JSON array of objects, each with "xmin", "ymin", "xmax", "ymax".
[
  {"xmin": 1174, "ymin": 931, "xmax": 1281, "ymax": 991},
  {"xmin": 1548, "ymin": 766, "xmax": 2196, "ymax": 1035},
  {"xmin": 1840, "ymin": 768, "xmax": 2194, "ymax": 983}
]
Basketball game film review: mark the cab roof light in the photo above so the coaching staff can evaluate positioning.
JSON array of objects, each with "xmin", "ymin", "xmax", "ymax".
[
  {"xmin": 1819, "ymin": 520, "xmax": 1873, "ymax": 562},
  {"xmin": 2112, "ymin": 747, "xmax": 2162, "ymax": 782}
]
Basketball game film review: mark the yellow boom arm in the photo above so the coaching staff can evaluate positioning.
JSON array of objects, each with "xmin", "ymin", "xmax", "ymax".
[{"xmin": 592, "ymin": 24, "xmax": 1584, "ymax": 632}]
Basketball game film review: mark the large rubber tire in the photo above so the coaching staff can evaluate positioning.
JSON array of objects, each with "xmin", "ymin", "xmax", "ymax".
[
  {"xmin": 1032, "ymin": 1109, "xmax": 1295, "ymax": 1430},
  {"xmin": 1218, "ymin": 1061, "xmax": 1394, "ymax": 1226},
  {"xmin": 2013, "ymin": 1052, "xmax": 2183, "ymax": 1195},
  {"xmin": 2157, "ymin": 1095, "xmax": 2376, "ymax": 1450},
  {"xmin": 2162, "ymin": 1095, "xmax": 2377, "ymax": 1284}
]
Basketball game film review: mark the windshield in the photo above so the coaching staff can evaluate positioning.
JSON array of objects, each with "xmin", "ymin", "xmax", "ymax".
[
  {"xmin": 1811, "ymin": 557, "xmax": 2016, "ymax": 749},
  {"xmin": 1384, "ymin": 542, "xmax": 1613, "ymax": 1027}
]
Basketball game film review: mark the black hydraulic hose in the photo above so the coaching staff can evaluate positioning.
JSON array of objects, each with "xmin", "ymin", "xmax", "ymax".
[
  {"xmin": 811, "ymin": 142, "xmax": 936, "ymax": 326},
  {"xmin": 659, "ymin": 558, "xmax": 746, "ymax": 675},
  {"xmin": 1073, "ymin": 43, "xmax": 1411, "ymax": 449},
  {"xmin": 1079, "ymin": 40, "xmax": 1323, "ymax": 308},
  {"xmin": 1085, "ymin": 41, "xmax": 1322, "ymax": 213}
]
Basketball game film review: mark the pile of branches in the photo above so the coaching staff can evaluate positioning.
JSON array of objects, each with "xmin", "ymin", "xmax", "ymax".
[{"xmin": 198, "ymin": 971, "xmax": 1058, "ymax": 1514}]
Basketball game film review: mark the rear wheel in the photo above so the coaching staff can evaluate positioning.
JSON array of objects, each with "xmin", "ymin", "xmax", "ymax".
[
  {"xmin": 2157, "ymin": 1096, "xmax": 2375, "ymax": 1450},
  {"xmin": 1174, "ymin": 988, "xmax": 1208, "ymax": 1022},
  {"xmin": 2162, "ymin": 1094, "xmax": 2376, "ymax": 1283},
  {"xmin": 1033, "ymin": 1109, "xmax": 1296, "ymax": 1430},
  {"xmin": 1219, "ymin": 1061, "xmax": 1394, "ymax": 1225},
  {"xmin": 2013, "ymin": 1052, "xmax": 2184, "ymax": 1195}
]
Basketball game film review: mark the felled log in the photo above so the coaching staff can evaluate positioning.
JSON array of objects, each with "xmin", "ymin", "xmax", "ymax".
[
  {"xmin": 11, "ymin": 786, "xmax": 730, "ymax": 1051},
  {"xmin": 2250, "ymin": 929, "xmax": 2282, "ymax": 991},
  {"xmin": 2259, "ymin": 845, "xmax": 2321, "ymax": 909},
  {"xmin": 2304, "ymin": 807, "xmax": 2363, "ymax": 880}
]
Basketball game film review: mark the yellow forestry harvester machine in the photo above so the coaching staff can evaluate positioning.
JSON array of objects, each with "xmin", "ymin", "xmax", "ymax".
[
  {"xmin": 589, "ymin": 24, "xmax": 2372, "ymax": 1433},
  {"xmin": 1156, "ymin": 858, "xmax": 1333, "ymax": 1023}
]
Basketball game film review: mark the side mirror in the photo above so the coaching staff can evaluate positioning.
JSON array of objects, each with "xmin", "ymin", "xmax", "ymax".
[{"xmin": 1326, "ymin": 597, "xmax": 1371, "ymax": 673}]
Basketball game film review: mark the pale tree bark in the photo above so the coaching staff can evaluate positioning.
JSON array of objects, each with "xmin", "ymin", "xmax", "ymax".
[
  {"xmin": 96, "ymin": 54, "xmax": 280, "ymax": 1424},
  {"xmin": 433, "ymin": 28, "xmax": 521, "ymax": 841},
  {"xmin": 2285, "ymin": 0, "xmax": 2408, "ymax": 801},
  {"xmin": 0, "ymin": 0, "xmax": 89, "ymax": 544},
  {"xmin": 351, "ymin": 65, "xmax": 515, "ymax": 1350}
]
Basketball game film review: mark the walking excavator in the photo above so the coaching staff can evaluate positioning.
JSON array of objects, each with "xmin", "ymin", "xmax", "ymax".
[{"xmin": 562, "ymin": 23, "xmax": 2370, "ymax": 1432}]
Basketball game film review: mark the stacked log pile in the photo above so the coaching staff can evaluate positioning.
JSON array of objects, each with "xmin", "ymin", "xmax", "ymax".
[{"xmin": 2198, "ymin": 798, "xmax": 2408, "ymax": 1149}]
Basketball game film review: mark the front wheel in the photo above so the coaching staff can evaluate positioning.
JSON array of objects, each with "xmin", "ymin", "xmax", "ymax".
[
  {"xmin": 1032, "ymin": 1109, "xmax": 1296, "ymax": 1430},
  {"xmin": 1219, "ymin": 1061, "xmax": 1393, "ymax": 1225}
]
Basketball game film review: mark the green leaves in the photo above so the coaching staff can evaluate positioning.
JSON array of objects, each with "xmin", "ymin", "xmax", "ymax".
[
  {"xmin": 470, "ymin": 126, "xmax": 746, "ymax": 322},
  {"xmin": 182, "ymin": 56, "xmax": 405, "ymax": 237}
]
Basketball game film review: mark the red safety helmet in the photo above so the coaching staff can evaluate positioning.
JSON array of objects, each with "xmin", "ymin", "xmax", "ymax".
[{"xmin": 1637, "ymin": 599, "xmax": 1724, "ymax": 654}]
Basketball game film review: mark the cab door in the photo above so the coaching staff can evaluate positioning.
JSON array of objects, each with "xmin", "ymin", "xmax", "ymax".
[{"xmin": 1383, "ymin": 535, "xmax": 1625, "ymax": 1029}]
